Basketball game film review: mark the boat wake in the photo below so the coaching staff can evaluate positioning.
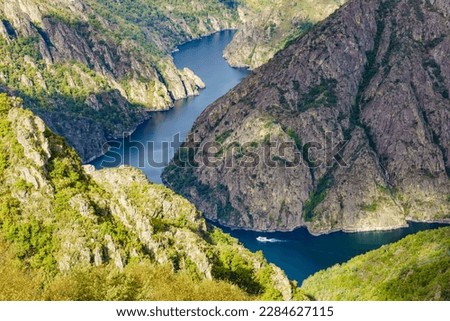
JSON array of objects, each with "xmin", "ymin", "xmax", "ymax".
[{"xmin": 256, "ymin": 236, "xmax": 286, "ymax": 243}]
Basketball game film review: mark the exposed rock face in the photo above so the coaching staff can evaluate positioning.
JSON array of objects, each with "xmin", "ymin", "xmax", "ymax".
[
  {"xmin": 163, "ymin": 0, "xmax": 450, "ymax": 234},
  {"xmin": 35, "ymin": 90, "xmax": 151, "ymax": 162},
  {"xmin": 224, "ymin": 0, "xmax": 346, "ymax": 69},
  {"xmin": 0, "ymin": 0, "xmax": 215, "ymax": 107},
  {"xmin": 0, "ymin": 94, "xmax": 297, "ymax": 299},
  {"xmin": 0, "ymin": 0, "xmax": 350, "ymax": 161},
  {"xmin": 0, "ymin": 0, "xmax": 228, "ymax": 161},
  {"xmin": 301, "ymin": 227, "xmax": 450, "ymax": 300}
]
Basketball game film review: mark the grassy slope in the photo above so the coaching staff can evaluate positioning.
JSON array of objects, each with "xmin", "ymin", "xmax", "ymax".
[{"xmin": 0, "ymin": 238, "xmax": 251, "ymax": 300}]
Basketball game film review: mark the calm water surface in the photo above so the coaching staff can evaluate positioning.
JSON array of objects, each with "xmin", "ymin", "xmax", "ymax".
[
  {"xmin": 91, "ymin": 31, "xmax": 447, "ymax": 283},
  {"xmin": 220, "ymin": 222, "xmax": 446, "ymax": 283},
  {"xmin": 91, "ymin": 30, "xmax": 250, "ymax": 183}
]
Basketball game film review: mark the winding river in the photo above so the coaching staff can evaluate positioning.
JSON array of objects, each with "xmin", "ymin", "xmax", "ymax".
[
  {"xmin": 91, "ymin": 30, "xmax": 446, "ymax": 283},
  {"xmin": 91, "ymin": 30, "xmax": 250, "ymax": 183}
]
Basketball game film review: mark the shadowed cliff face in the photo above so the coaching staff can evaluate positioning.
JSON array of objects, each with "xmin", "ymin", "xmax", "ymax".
[
  {"xmin": 0, "ymin": 0, "xmax": 350, "ymax": 162},
  {"xmin": 163, "ymin": 0, "xmax": 450, "ymax": 234},
  {"xmin": 0, "ymin": 0, "xmax": 236, "ymax": 161}
]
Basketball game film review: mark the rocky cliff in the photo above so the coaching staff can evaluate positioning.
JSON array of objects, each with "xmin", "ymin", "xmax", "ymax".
[
  {"xmin": 0, "ymin": 0, "xmax": 238, "ymax": 161},
  {"xmin": 224, "ymin": 0, "xmax": 346, "ymax": 69},
  {"xmin": 163, "ymin": 0, "xmax": 450, "ymax": 234},
  {"xmin": 301, "ymin": 226, "xmax": 450, "ymax": 300},
  {"xmin": 0, "ymin": 93, "xmax": 301, "ymax": 300},
  {"xmin": 0, "ymin": 0, "xmax": 352, "ymax": 161}
]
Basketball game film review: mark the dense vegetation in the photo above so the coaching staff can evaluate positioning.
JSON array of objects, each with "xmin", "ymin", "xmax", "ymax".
[
  {"xmin": 302, "ymin": 227, "xmax": 450, "ymax": 300},
  {"xmin": 0, "ymin": 94, "xmax": 303, "ymax": 300},
  {"xmin": 0, "ymin": 238, "xmax": 251, "ymax": 301}
]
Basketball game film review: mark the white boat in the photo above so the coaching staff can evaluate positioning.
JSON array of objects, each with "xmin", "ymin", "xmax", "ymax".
[{"xmin": 256, "ymin": 236, "xmax": 282, "ymax": 243}]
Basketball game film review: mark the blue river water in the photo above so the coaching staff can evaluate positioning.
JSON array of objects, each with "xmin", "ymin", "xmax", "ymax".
[
  {"xmin": 91, "ymin": 30, "xmax": 447, "ymax": 284},
  {"xmin": 221, "ymin": 222, "xmax": 446, "ymax": 283},
  {"xmin": 91, "ymin": 30, "xmax": 250, "ymax": 183}
]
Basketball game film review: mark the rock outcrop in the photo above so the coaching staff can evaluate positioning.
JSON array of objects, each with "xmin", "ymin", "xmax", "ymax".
[
  {"xmin": 0, "ymin": 0, "xmax": 353, "ymax": 161},
  {"xmin": 0, "ymin": 0, "xmax": 234, "ymax": 161},
  {"xmin": 224, "ymin": 0, "xmax": 346, "ymax": 69},
  {"xmin": 163, "ymin": 0, "xmax": 450, "ymax": 234},
  {"xmin": 0, "ymin": 93, "xmax": 299, "ymax": 300}
]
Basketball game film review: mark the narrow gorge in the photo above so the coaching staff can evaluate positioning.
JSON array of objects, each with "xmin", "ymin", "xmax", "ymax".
[
  {"xmin": 163, "ymin": 0, "xmax": 450, "ymax": 235},
  {"xmin": 0, "ymin": 0, "xmax": 448, "ymax": 302}
]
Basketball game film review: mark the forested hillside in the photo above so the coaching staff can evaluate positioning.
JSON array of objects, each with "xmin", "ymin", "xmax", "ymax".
[
  {"xmin": 302, "ymin": 227, "xmax": 450, "ymax": 300},
  {"xmin": 0, "ymin": 93, "xmax": 303, "ymax": 300}
]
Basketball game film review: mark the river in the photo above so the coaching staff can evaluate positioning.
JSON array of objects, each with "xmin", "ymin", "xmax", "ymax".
[
  {"xmin": 91, "ymin": 30, "xmax": 250, "ymax": 183},
  {"xmin": 91, "ymin": 30, "xmax": 447, "ymax": 284}
]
